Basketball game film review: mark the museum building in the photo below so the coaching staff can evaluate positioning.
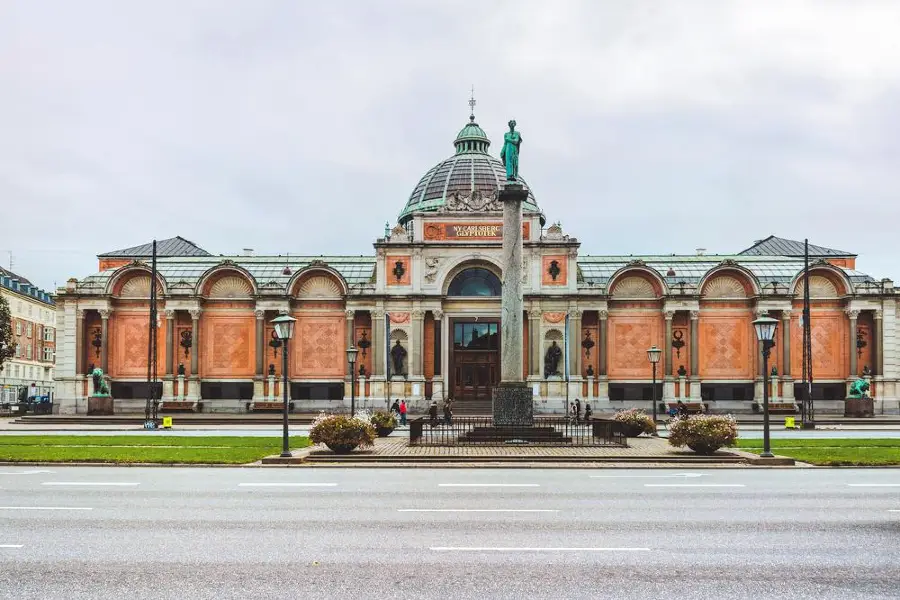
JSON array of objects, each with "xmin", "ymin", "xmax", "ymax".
[{"xmin": 52, "ymin": 111, "xmax": 900, "ymax": 415}]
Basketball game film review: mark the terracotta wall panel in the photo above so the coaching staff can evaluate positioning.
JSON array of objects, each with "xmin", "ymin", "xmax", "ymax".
[
  {"xmin": 201, "ymin": 315, "xmax": 255, "ymax": 378},
  {"xmin": 790, "ymin": 312, "xmax": 847, "ymax": 380},
  {"xmin": 607, "ymin": 314, "xmax": 662, "ymax": 378},
  {"xmin": 109, "ymin": 313, "xmax": 164, "ymax": 378},
  {"xmin": 698, "ymin": 313, "xmax": 753, "ymax": 379},
  {"xmin": 293, "ymin": 313, "xmax": 344, "ymax": 378}
]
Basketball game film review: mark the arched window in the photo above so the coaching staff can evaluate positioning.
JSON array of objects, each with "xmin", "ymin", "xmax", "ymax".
[{"xmin": 448, "ymin": 268, "xmax": 501, "ymax": 297}]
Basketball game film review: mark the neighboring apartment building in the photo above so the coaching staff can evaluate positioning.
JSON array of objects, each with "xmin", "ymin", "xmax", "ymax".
[{"xmin": 0, "ymin": 266, "xmax": 56, "ymax": 403}]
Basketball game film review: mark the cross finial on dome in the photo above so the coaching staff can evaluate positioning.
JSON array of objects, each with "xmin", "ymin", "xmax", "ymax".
[{"xmin": 468, "ymin": 85, "xmax": 476, "ymax": 122}]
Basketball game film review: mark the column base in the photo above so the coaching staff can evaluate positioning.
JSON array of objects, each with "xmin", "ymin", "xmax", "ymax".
[
  {"xmin": 781, "ymin": 377, "xmax": 794, "ymax": 400},
  {"xmin": 186, "ymin": 377, "xmax": 201, "ymax": 402},
  {"xmin": 162, "ymin": 378, "xmax": 175, "ymax": 402},
  {"xmin": 689, "ymin": 377, "xmax": 702, "ymax": 400},
  {"xmin": 492, "ymin": 382, "xmax": 534, "ymax": 426},
  {"xmin": 663, "ymin": 377, "xmax": 675, "ymax": 401}
]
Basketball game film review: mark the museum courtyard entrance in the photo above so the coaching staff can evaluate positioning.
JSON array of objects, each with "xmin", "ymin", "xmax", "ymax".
[{"xmin": 450, "ymin": 319, "xmax": 500, "ymax": 412}]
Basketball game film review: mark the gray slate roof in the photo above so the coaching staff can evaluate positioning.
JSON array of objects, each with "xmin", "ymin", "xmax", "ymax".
[
  {"xmin": 0, "ymin": 266, "xmax": 54, "ymax": 306},
  {"xmin": 738, "ymin": 236, "xmax": 855, "ymax": 258},
  {"xmin": 98, "ymin": 236, "xmax": 212, "ymax": 258}
]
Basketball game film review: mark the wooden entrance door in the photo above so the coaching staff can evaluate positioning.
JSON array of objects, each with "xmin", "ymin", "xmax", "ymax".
[{"xmin": 450, "ymin": 320, "xmax": 500, "ymax": 402}]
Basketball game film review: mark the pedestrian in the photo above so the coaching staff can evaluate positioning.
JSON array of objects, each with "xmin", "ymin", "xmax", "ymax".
[
  {"xmin": 575, "ymin": 398, "xmax": 582, "ymax": 423},
  {"xmin": 443, "ymin": 399, "xmax": 453, "ymax": 426},
  {"xmin": 569, "ymin": 402, "xmax": 577, "ymax": 423},
  {"xmin": 391, "ymin": 399, "xmax": 400, "ymax": 416},
  {"xmin": 583, "ymin": 403, "xmax": 592, "ymax": 422},
  {"xmin": 677, "ymin": 400, "xmax": 689, "ymax": 419},
  {"xmin": 399, "ymin": 399, "xmax": 407, "ymax": 426},
  {"xmin": 428, "ymin": 401, "xmax": 438, "ymax": 428}
]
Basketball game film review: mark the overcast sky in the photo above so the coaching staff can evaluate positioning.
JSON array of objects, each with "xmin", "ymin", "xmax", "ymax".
[{"xmin": 2, "ymin": 1, "xmax": 898, "ymax": 292}]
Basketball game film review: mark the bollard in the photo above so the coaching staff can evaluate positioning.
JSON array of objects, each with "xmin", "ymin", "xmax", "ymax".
[
  {"xmin": 162, "ymin": 416, "xmax": 173, "ymax": 429},
  {"xmin": 784, "ymin": 416, "xmax": 795, "ymax": 429}
]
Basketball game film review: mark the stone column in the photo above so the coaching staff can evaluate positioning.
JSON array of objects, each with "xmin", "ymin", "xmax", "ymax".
[
  {"xmin": 411, "ymin": 310, "xmax": 425, "ymax": 377},
  {"xmin": 754, "ymin": 309, "xmax": 767, "ymax": 401},
  {"xmin": 689, "ymin": 310, "xmax": 701, "ymax": 400},
  {"xmin": 781, "ymin": 310, "xmax": 794, "ymax": 400},
  {"xmin": 663, "ymin": 311, "xmax": 675, "ymax": 400},
  {"xmin": 874, "ymin": 309, "xmax": 883, "ymax": 377},
  {"xmin": 494, "ymin": 182, "xmax": 533, "ymax": 425},
  {"xmin": 847, "ymin": 309, "xmax": 859, "ymax": 378},
  {"xmin": 528, "ymin": 309, "xmax": 542, "ymax": 378},
  {"xmin": 75, "ymin": 309, "xmax": 85, "ymax": 376},
  {"xmin": 567, "ymin": 309, "xmax": 582, "ymax": 399},
  {"xmin": 371, "ymin": 310, "xmax": 385, "ymax": 400},
  {"xmin": 432, "ymin": 309, "xmax": 445, "ymax": 401},
  {"xmin": 165, "ymin": 310, "xmax": 175, "ymax": 376},
  {"xmin": 99, "ymin": 309, "xmax": 111, "ymax": 374},
  {"xmin": 188, "ymin": 309, "xmax": 201, "ymax": 401},
  {"xmin": 344, "ymin": 309, "xmax": 355, "ymax": 380},
  {"xmin": 253, "ymin": 310, "xmax": 265, "ymax": 402},
  {"xmin": 598, "ymin": 310, "xmax": 608, "ymax": 376}
]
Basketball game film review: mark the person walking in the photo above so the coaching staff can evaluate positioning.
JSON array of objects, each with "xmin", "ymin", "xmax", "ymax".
[
  {"xmin": 391, "ymin": 399, "xmax": 400, "ymax": 416},
  {"xmin": 583, "ymin": 403, "xmax": 592, "ymax": 422},
  {"xmin": 443, "ymin": 399, "xmax": 453, "ymax": 426},
  {"xmin": 428, "ymin": 401, "xmax": 439, "ymax": 428},
  {"xmin": 399, "ymin": 400, "xmax": 408, "ymax": 426},
  {"xmin": 574, "ymin": 398, "xmax": 582, "ymax": 424}
]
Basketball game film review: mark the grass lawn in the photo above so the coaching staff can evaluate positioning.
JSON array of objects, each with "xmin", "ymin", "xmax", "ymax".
[
  {"xmin": 737, "ymin": 438, "xmax": 900, "ymax": 466},
  {"xmin": 0, "ymin": 435, "xmax": 310, "ymax": 464}
]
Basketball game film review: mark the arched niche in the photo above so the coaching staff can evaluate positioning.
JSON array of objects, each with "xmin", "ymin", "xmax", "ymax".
[
  {"xmin": 108, "ymin": 266, "xmax": 166, "ymax": 298},
  {"xmin": 791, "ymin": 265, "xmax": 850, "ymax": 298},
  {"xmin": 288, "ymin": 269, "xmax": 347, "ymax": 299},
  {"xmin": 197, "ymin": 266, "xmax": 257, "ymax": 298},
  {"xmin": 698, "ymin": 265, "xmax": 760, "ymax": 298}
]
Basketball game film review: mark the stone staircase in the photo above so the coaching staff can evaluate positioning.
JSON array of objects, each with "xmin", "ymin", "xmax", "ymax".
[
  {"xmin": 451, "ymin": 400, "xmax": 492, "ymax": 415},
  {"xmin": 457, "ymin": 426, "xmax": 571, "ymax": 444}
]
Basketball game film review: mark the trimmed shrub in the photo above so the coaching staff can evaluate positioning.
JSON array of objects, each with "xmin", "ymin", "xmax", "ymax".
[
  {"xmin": 668, "ymin": 414, "xmax": 738, "ymax": 454},
  {"xmin": 309, "ymin": 413, "xmax": 376, "ymax": 453},
  {"xmin": 370, "ymin": 410, "xmax": 397, "ymax": 430},
  {"xmin": 613, "ymin": 408, "xmax": 657, "ymax": 436}
]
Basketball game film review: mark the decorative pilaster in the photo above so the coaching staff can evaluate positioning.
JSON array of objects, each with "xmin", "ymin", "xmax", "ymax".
[
  {"xmin": 781, "ymin": 310, "xmax": 794, "ymax": 400},
  {"xmin": 663, "ymin": 311, "xmax": 675, "ymax": 400},
  {"xmin": 689, "ymin": 310, "xmax": 701, "ymax": 400},
  {"xmin": 189, "ymin": 309, "xmax": 201, "ymax": 401},
  {"xmin": 165, "ymin": 310, "xmax": 175, "ymax": 376},
  {"xmin": 411, "ymin": 309, "xmax": 425, "ymax": 378},
  {"xmin": 75, "ymin": 309, "xmax": 85, "ymax": 376},
  {"xmin": 874, "ymin": 309, "xmax": 883, "ymax": 377},
  {"xmin": 255, "ymin": 310, "xmax": 265, "ymax": 377},
  {"xmin": 528, "ymin": 309, "xmax": 541, "ymax": 377},
  {"xmin": 99, "ymin": 309, "xmax": 111, "ymax": 374},
  {"xmin": 847, "ymin": 309, "xmax": 860, "ymax": 378},
  {"xmin": 344, "ymin": 310, "xmax": 355, "ymax": 379},
  {"xmin": 568, "ymin": 309, "xmax": 582, "ymax": 378},
  {"xmin": 598, "ymin": 310, "xmax": 608, "ymax": 377},
  {"xmin": 754, "ymin": 309, "xmax": 768, "ymax": 402},
  {"xmin": 372, "ymin": 309, "xmax": 385, "ymax": 377}
]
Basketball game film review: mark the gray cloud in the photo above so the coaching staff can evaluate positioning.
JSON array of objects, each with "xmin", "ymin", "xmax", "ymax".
[{"xmin": 1, "ymin": 0, "xmax": 898, "ymax": 290}]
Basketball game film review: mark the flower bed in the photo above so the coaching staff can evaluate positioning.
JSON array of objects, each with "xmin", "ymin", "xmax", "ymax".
[
  {"xmin": 309, "ymin": 412, "xmax": 376, "ymax": 454},
  {"xmin": 668, "ymin": 414, "xmax": 738, "ymax": 454},
  {"xmin": 612, "ymin": 408, "xmax": 656, "ymax": 437}
]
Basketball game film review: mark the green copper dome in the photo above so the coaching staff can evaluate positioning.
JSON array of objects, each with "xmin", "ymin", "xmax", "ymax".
[{"xmin": 398, "ymin": 115, "xmax": 542, "ymax": 224}]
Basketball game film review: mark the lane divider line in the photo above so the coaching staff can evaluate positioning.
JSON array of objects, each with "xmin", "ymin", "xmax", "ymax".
[
  {"xmin": 398, "ymin": 509, "xmax": 558, "ymax": 513},
  {"xmin": 590, "ymin": 473, "xmax": 703, "ymax": 479},
  {"xmin": 847, "ymin": 484, "xmax": 900, "ymax": 487},
  {"xmin": 42, "ymin": 482, "xmax": 139, "ymax": 487},
  {"xmin": 644, "ymin": 484, "xmax": 746, "ymax": 488},
  {"xmin": 0, "ymin": 545, "xmax": 23, "ymax": 549},
  {"xmin": 438, "ymin": 484, "xmax": 540, "ymax": 488},
  {"xmin": 430, "ymin": 547, "xmax": 650, "ymax": 552},
  {"xmin": 238, "ymin": 483, "xmax": 337, "ymax": 487},
  {"xmin": 0, "ymin": 506, "xmax": 93, "ymax": 511}
]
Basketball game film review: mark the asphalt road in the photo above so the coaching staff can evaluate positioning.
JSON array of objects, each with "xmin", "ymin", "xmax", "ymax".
[{"xmin": 1, "ymin": 467, "xmax": 898, "ymax": 599}]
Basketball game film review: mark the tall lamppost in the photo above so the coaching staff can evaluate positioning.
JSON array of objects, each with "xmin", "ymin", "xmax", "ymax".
[
  {"xmin": 752, "ymin": 315, "xmax": 779, "ymax": 458},
  {"xmin": 647, "ymin": 345, "xmax": 662, "ymax": 432},
  {"xmin": 271, "ymin": 314, "xmax": 296, "ymax": 458},
  {"xmin": 346, "ymin": 346, "xmax": 359, "ymax": 416}
]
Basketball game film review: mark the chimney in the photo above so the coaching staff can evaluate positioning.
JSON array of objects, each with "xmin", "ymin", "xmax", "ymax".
[
  {"xmin": 242, "ymin": 248, "xmax": 254, "ymax": 257},
  {"xmin": 695, "ymin": 248, "xmax": 706, "ymax": 256}
]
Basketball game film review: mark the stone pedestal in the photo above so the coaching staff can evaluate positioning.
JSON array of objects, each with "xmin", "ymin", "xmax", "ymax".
[
  {"xmin": 162, "ymin": 378, "xmax": 175, "ymax": 402},
  {"xmin": 492, "ymin": 382, "xmax": 534, "ymax": 426},
  {"xmin": 176, "ymin": 375, "xmax": 186, "ymax": 401},
  {"xmin": 678, "ymin": 375, "xmax": 686, "ymax": 399},
  {"xmin": 252, "ymin": 379, "xmax": 264, "ymax": 402},
  {"xmin": 431, "ymin": 377, "xmax": 444, "ymax": 402},
  {"xmin": 689, "ymin": 377, "xmax": 701, "ymax": 400},
  {"xmin": 186, "ymin": 377, "xmax": 200, "ymax": 402},
  {"xmin": 663, "ymin": 377, "xmax": 675, "ymax": 401},
  {"xmin": 782, "ymin": 376, "xmax": 794, "ymax": 400},
  {"xmin": 358, "ymin": 376, "xmax": 367, "ymax": 401},
  {"xmin": 267, "ymin": 375, "xmax": 276, "ymax": 401},
  {"xmin": 586, "ymin": 376, "xmax": 594, "ymax": 400},
  {"xmin": 87, "ymin": 395, "xmax": 114, "ymax": 416},
  {"xmin": 770, "ymin": 376, "xmax": 779, "ymax": 402},
  {"xmin": 845, "ymin": 397, "xmax": 874, "ymax": 418},
  {"xmin": 390, "ymin": 376, "xmax": 406, "ymax": 400}
]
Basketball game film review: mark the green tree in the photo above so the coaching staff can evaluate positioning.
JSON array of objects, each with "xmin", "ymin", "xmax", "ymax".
[{"xmin": 0, "ymin": 294, "xmax": 15, "ymax": 374}]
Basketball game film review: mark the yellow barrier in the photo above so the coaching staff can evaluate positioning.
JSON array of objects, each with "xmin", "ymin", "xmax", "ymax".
[
  {"xmin": 162, "ymin": 416, "xmax": 173, "ymax": 429},
  {"xmin": 784, "ymin": 416, "xmax": 795, "ymax": 429}
]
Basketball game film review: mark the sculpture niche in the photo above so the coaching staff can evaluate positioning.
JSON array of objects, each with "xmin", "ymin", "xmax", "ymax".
[
  {"xmin": 390, "ymin": 339, "xmax": 408, "ymax": 378},
  {"xmin": 544, "ymin": 340, "xmax": 562, "ymax": 379}
]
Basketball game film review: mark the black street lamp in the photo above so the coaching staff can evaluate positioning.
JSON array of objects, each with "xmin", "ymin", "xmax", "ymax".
[
  {"xmin": 346, "ymin": 346, "xmax": 359, "ymax": 416},
  {"xmin": 753, "ymin": 315, "xmax": 779, "ymax": 458},
  {"xmin": 271, "ymin": 314, "xmax": 296, "ymax": 458},
  {"xmin": 647, "ymin": 345, "xmax": 662, "ymax": 433}
]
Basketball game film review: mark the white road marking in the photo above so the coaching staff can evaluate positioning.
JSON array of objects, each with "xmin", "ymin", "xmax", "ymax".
[
  {"xmin": 398, "ymin": 509, "xmax": 558, "ymax": 513},
  {"xmin": 42, "ymin": 482, "xmax": 139, "ymax": 487},
  {"xmin": 438, "ymin": 483, "xmax": 540, "ymax": 488},
  {"xmin": 0, "ymin": 545, "xmax": 23, "ymax": 549},
  {"xmin": 431, "ymin": 547, "xmax": 650, "ymax": 552},
  {"xmin": 238, "ymin": 483, "xmax": 337, "ymax": 487},
  {"xmin": 847, "ymin": 484, "xmax": 900, "ymax": 487},
  {"xmin": 590, "ymin": 473, "xmax": 703, "ymax": 479},
  {"xmin": 0, "ymin": 506, "xmax": 93, "ymax": 511},
  {"xmin": 0, "ymin": 470, "xmax": 54, "ymax": 475},
  {"xmin": 644, "ymin": 484, "xmax": 745, "ymax": 488},
  {"xmin": 889, "ymin": 510, "xmax": 900, "ymax": 513}
]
